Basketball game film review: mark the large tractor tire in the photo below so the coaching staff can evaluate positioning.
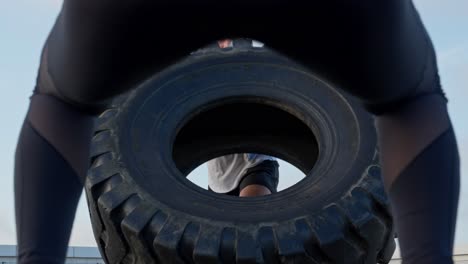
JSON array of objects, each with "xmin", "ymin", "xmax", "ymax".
[{"xmin": 85, "ymin": 40, "xmax": 396, "ymax": 264}]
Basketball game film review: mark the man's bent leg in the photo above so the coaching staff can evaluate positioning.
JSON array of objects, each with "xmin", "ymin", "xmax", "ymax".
[
  {"xmin": 15, "ymin": 94, "xmax": 94, "ymax": 264},
  {"xmin": 375, "ymin": 95, "xmax": 459, "ymax": 264}
]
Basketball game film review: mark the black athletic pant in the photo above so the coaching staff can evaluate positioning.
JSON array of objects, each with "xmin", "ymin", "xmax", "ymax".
[{"xmin": 15, "ymin": 1, "xmax": 459, "ymax": 263}]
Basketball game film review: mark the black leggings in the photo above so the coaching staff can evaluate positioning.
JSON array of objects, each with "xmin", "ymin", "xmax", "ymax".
[{"xmin": 16, "ymin": 1, "xmax": 459, "ymax": 263}]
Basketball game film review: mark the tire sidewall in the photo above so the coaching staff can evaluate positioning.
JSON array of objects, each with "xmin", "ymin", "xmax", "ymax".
[{"xmin": 113, "ymin": 48, "xmax": 377, "ymax": 224}]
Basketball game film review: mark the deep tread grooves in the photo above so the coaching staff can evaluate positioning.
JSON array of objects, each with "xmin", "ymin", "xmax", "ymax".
[
  {"xmin": 94, "ymin": 109, "xmax": 119, "ymax": 132},
  {"xmin": 362, "ymin": 166, "xmax": 397, "ymax": 263},
  {"xmin": 295, "ymin": 219, "xmax": 329, "ymax": 264},
  {"xmin": 352, "ymin": 202, "xmax": 382, "ymax": 262},
  {"xmin": 193, "ymin": 226, "xmax": 222, "ymax": 264},
  {"xmin": 220, "ymin": 227, "xmax": 237, "ymax": 264},
  {"xmin": 97, "ymin": 182, "xmax": 137, "ymax": 264},
  {"xmin": 86, "ymin": 159, "xmax": 393, "ymax": 264},
  {"xmin": 90, "ymin": 151, "xmax": 115, "ymax": 169},
  {"xmin": 364, "ymin": 166, "xmax": 390, "ymax": 209},
  {"xmin": 258, "ymin": 226, "xmax": 280, "ymax": 264},
  {"xmin": 179, "ymin": 222, "xmax": 200, "ymax": 264},
  {"xmin": 87, "ymin": 173, "xmax": 122, "ymax": 242},
  {"xmin": 91, "ymin": 174, "xmax": 124, "ymax": 200},
  {"xmin": 152, "ymin": 216, "xmax": 188, "ymax": 264},
  {"xmin": 372, "ymin": 200, "xmax": 396, "ymax": 264},
  {"xmin": 121, "ymin": 203, "xmax": 160, "ymax": 264},
  {"xmin": 236, "ymin": 231, "xmax": 260, "ymax": 264},
  {"xmin": 143, "ymin": 210, "xmax": 168, "ymax": 249},
  {"xmin": 311, "ymin": 206, "xmax": 366, "ymax": 263},
  {"xmin": 87, "ymin": 161, "xmax": 121, "ymax": 192},
  {"xmin": 86, "ymin": 162, "xmax": 394, "ymax": 264},
  {"xmin": 274, "ymin": 221, "xmax": 317, "ymax": 264},
  {"xmin": 91, "ymin": 130, "xmax": 116, "ymax": 158}
]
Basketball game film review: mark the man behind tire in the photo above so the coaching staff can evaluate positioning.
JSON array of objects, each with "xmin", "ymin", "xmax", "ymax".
[
  {"xmin": 207, "ymin": 40, "xmax": 280, "ymax": 198},
  {"xmin": 208, "ymin": 153, "xmax": 280, "ymax": 197}
]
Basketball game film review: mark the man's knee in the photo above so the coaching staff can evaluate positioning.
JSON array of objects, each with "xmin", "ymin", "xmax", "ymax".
[{"xmin": 239, "ymin": 185, "xmax": 272, "ymax": 197}]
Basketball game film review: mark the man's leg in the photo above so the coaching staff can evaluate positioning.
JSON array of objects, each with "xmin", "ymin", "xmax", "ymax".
[
  {"xmin": 254, "ymin": 2, "xmax": 460, "ymax": 263},
  {"xmin": 15, "ymin": 95, "xmax": 94, "ymax": 264},
  {"xmin": 14, "ymin": 1, "xmax": 226, "ymax": 263}
]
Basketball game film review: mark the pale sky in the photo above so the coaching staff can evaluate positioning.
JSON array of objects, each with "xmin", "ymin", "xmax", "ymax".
[{"xmin": 0, "ymin": 0, "xmax": 467, "ymax": 251}]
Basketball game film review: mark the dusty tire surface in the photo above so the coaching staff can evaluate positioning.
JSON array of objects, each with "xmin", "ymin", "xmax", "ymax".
[{"xmin": 85, "ymin": 42, "xmax": 395, "ymax": 264}]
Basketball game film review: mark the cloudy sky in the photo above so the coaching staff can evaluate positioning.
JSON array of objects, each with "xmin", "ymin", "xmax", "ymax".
[{"xmin": 0, "ymin": 0, "xmax": 467, "ymax": 252}]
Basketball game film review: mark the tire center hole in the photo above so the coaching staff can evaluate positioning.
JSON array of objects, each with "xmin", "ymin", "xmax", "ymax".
[
  {"xmin": 172, "ymin": 100, "xmax": 319, "ymax": 195},
  {"xmin": 187, "ymin": 157, "xmax": 306, "ymax": 193}
]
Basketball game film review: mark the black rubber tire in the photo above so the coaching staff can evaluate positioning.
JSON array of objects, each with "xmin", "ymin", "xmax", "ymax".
[{"xmin": 85, "ymin": 42, "xmax": 396, "ymax": 264}]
